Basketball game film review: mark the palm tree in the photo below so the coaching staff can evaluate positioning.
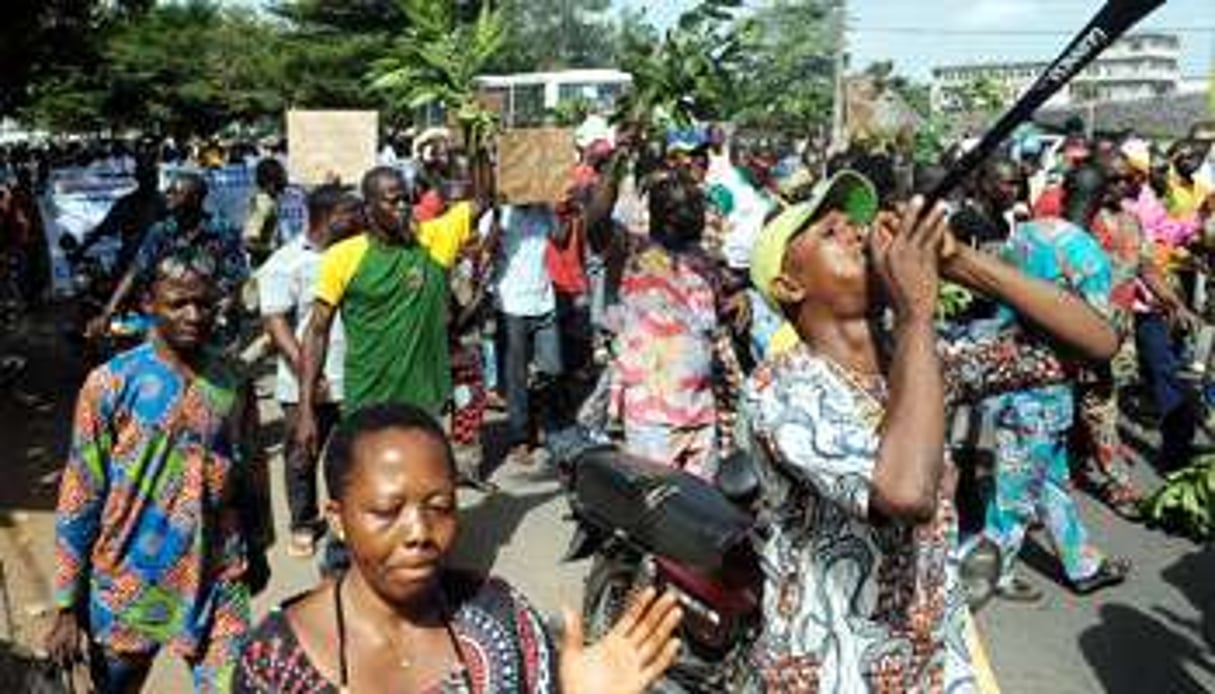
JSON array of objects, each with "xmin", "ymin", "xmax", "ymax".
[{"xmin": 367, "ymin": 0, "xmax": 504, "ymax": 150}]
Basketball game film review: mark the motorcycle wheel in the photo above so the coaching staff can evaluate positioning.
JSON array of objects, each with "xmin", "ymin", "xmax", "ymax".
[
  {"xmin": 582, "ymin": 554, "xmax": 638, "ymax": 642},
  {"xmin": 582, "ymin": 554, "xmax": 752, "ymax": 694}
]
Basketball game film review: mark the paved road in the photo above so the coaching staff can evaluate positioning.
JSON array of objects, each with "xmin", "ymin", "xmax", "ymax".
[
  {"xmin": 979, "ymin": 420, "xmax": 1215, "ymax": 694},
  {"xmin": 1, "ymin": 309, "xmax": 1212, "ymax": 692}
]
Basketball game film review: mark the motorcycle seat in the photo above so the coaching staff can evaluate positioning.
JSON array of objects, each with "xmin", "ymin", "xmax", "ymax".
[{"xmin": 571, "ymin": 449, "xmax": 752, "ymax": 575}]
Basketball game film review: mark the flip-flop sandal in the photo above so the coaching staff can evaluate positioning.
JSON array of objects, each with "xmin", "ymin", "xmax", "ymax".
[
  {"xmin": 1071, "ymin": 557, "xmax": 1131, "ymax": 595},
  {"xmin": 1101, "ymin": 484, "xmax": 1143, "ymax": 521},
  {"xmin": 1110, "ymin": 495, "xmax": 1144, "ymax": 522}
]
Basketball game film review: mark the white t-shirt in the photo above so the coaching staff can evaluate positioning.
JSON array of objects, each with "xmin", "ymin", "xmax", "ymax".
[
  {"xmin": 493, "ymin": 205, "xmax": 557, "ymax": 317},
  {"xmin": 258, "ymin": 235, "xmax": 346, "ymax": 404}
]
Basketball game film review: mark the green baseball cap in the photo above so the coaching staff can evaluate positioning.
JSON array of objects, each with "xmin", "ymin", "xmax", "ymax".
[{"xmin": 749, "ymin": 169, "xmax": 878, "ymax": 311}]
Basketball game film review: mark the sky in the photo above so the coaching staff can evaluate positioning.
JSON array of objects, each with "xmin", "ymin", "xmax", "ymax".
[
  {"xmin": 849, "ymin": 0, "xmax": 1215, "ymax": 80},
  {"xmin": 612, "ymin": 0, "xmax": 1215, "ymax": 82}
]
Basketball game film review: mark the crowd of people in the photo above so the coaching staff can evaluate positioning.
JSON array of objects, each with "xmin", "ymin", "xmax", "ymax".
[{"xmin": 5, "ymin": 113, "xmax": 1211, "ymax": 692}]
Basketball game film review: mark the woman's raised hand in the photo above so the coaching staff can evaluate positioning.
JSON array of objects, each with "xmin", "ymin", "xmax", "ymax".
[{"xmin": 559, "ymin": 587, "xmax": 683, "ymax": 694}]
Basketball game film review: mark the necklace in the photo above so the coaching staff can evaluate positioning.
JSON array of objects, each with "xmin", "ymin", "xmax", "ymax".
[
  {"xmin": 334, "ymin": 573, "xmax": 470, "ymax": 691},
  {"xmin": 815, "ymin": 351, "xmax": 888, "ymax": 428}
]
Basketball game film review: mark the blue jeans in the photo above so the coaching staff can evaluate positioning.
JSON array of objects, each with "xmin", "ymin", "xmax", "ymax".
[
  {"xmin": 502, "ymin": 310, "xmax": 564, "ymax": 446},
  {"xmin": 1135, "ymin": 312, "xmax": 1195, "ymax": 469}
]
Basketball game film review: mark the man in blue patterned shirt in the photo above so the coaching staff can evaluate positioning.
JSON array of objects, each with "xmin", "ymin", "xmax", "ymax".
[{"xmin": 88, "ymin": 172, "xmax": 248, "ymax": 343}]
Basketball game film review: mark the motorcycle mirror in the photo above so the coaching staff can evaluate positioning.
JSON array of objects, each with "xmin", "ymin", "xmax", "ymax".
[{"xmin": 716, "ymin": 450, "xmax": 761, "ymax": 508}]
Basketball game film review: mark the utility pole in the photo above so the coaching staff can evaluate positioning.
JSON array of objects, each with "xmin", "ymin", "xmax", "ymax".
[
  {"xmin": 1209, "ymin": 29, "xmax": 1215, "ymax": 117},
  {"xmin": 830, "ymin": 0, "xmax": 848, "ymax": 153}
]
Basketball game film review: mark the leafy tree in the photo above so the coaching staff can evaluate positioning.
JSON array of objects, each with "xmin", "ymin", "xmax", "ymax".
[
  {"xmin": 612, "ymin": 6, "xmax": 661, "ymax": 61},
  {"xmin": 271, "ymin": 0, "xmax": 403, "ymax": 111},
  {"xmin": 278, "ymin": 34, "xmax": 388, "ymax": 111},
  {"xmin": 730, "ymin": 0, "xmax": 840, "ymax": 134},
  {"xmin": 492, "ymin": 0, "xmax": 617, "ymax": 72},
  {"xmin": 1, "ymin": 0, "xmax": 110, "ymax": 117},
  {"xmin": 214, "ymin": 12, "xmax": 293, "ymax": 118},
  {"xmin": 21, "ymin": 72, "xmax": 111, "ymax": 134},
  {"xmin": 954, "ymin": 75, "xmax": 1008, "ymax": 116},
  {"xmin": 101, "ymin": 3, "xmax": 291, "ymax": 137},
  {"xmin": 272, "ymin": 0, "xmax": 407, "ymax": 34},
  {"xmin": 367, "ymin": 0, "xmax": 506, "ymax": 149},
  {"xmin": 614, "ymin": 0, "xmax": 746, "ymax": 130},
  {"xmin": 612, "ymin": 0, "xmax": 840, "ymax": 137}
]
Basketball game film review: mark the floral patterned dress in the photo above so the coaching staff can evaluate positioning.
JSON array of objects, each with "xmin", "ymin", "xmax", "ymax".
[
  {"xmin": 980, "ymin": 218, "xmax": 1113, "ymax": 584},
  {"xmin": 601, "ymin": 242, "xmax": 744, "ymax": 479}
]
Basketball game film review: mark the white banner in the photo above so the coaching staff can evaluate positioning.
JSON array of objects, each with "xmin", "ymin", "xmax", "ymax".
[{"xmin": 42, "ymin": 167, "xmax": 135, "ymax": 296}]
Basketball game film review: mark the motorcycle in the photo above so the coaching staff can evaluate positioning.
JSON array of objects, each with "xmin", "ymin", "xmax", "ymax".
[
  {"xmin": 58, "ymin": 235, "xmax": 151, "ymax": 364},
  {"xmin": 555, "ymin": 433, "xmax": 765, "ymax": 692}
]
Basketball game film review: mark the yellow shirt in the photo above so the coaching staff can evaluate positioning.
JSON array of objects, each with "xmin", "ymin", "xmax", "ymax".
[
  {"xmin": 416, "ymin": 200, "xmax": 474, "ymax": 268},
  {"xmin": 1166, "ymin": 170, "xmax": 1212, "ymax": 218},
  {"xmin": 768, "ymin": 321, "xmax": 801, "ymax": 358}
]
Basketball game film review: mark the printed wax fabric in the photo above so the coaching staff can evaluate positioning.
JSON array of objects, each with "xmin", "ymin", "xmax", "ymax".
[
  {"xmin": 54, "ymin": 343, "xmax": 251, "ymax": 660},
  {"xmin": 234, "ymin": 573, "xmax": 556, "ymax": 693}
]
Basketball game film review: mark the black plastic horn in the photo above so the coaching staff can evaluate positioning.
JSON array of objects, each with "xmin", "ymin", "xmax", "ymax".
[{"xmin": 926, "ymin": 0, "xmax": 1167, "ymax": 206}]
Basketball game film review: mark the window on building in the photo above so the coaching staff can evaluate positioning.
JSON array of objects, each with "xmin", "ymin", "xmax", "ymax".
[
  {"xmin": 557, "ymin": 83, "xmax": 589, "ymax": 103},
  {"xmin": 509, "ymin": 84, "xmax": 546, "ymax": 127}
]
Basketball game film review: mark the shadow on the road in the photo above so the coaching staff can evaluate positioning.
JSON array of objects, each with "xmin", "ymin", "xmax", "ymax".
[
  {"xmin": 1160, "ymin": 548, "xmax": 1215, "ymax": 650},
  {"xmin": 449, "ymin": 488, "xmax": 561, "ymax": 577},
  {"xmin": 1079, "ymin": 602, "xmax": 1215, "ymax": 694},
  {"xmin": 0, "ymin": 309, "xmax": 87, "ymax": 514},
  {"xmin": 0, "ymin": 639, "xmax": 84, "ymax": 692}
]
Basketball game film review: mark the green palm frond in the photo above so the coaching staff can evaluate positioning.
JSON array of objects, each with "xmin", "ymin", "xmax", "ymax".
[{"xmin": 365, "ymin": 0, "xmax": 505, "ymax": 148}]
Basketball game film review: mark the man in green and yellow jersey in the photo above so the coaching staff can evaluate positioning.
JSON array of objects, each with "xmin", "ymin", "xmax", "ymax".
[{"xmin": 294, "ymin": 166, "xmax": 475, "ymax": 458}]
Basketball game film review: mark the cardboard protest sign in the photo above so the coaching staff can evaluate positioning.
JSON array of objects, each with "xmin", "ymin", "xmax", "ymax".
[
  {"xmin": 496, "ymin": 128, "xmax": 576, "ymax": 204},
  {"xmin": 286, "ymin": 110, "xmax": 378, "ymax": 186}
]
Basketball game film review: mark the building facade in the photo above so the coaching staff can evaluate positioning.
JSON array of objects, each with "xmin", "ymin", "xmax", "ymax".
[{"xmin": 932, "ymin": 32, "xmax": 1182, "ymax": 112}]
